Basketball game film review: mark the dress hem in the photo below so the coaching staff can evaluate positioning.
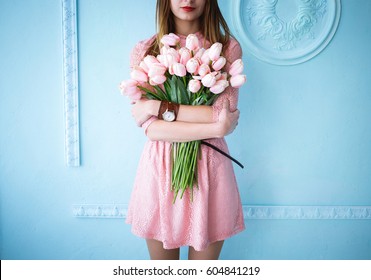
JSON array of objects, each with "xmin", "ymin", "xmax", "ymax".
[{"xmin": 126, "ymin": 220, "xmax": 245, "ymax": 252}]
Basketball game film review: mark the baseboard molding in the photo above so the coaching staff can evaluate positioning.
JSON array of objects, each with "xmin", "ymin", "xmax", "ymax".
[{"xmin": 73, "ymin": 204, "xmax": 371, "ymax": 219}]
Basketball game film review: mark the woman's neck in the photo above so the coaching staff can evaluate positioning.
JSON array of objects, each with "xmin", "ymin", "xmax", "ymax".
[{"xmin": 174, "ymin": 19, "xmax": 201, "ymax": 36}]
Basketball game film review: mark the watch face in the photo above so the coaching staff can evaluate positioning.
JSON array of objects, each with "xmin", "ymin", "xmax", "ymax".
[{"xmin": 163, "ymin": 110, "xmax": 175, "ymax": 122}]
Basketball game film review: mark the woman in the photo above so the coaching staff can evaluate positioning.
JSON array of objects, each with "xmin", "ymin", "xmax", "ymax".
[{"xmin": 126, "ymin": 0, "xmax": 245, "ymax": 260}]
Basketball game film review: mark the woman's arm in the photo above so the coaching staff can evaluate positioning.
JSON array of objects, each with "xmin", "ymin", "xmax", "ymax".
[
  {"xmin": 146, "ymin": 99, "xmax": 239, "ymax": 142},
  {"xmin": 131, "ymin": 99, "xmax": 213, "ymax": 126}
]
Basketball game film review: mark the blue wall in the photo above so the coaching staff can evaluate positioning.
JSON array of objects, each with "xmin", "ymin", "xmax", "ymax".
[{"xmin": 0, "ymin": 0, "xmax": 370, "ymax": 260}]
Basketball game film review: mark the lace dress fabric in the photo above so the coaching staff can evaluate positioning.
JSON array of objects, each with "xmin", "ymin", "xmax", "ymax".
[{"xmin": 126, "ymin": 32, "xmax": 245, "ymax": 251}]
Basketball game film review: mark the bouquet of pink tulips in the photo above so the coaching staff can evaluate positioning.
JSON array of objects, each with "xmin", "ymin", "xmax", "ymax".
[{"xmin": 120, "ymin": 33, "xmax": 246, "ymax": 202}]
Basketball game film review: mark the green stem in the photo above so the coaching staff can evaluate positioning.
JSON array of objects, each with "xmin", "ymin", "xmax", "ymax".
[{"xmin": 171, "ymin": 140, "xmax": 201, "ymax": 202}]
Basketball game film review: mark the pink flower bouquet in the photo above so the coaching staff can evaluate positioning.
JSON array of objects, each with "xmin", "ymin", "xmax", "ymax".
[{"xmin": 120, "ymin": 33, "xmax": 246, "ymax": 202}]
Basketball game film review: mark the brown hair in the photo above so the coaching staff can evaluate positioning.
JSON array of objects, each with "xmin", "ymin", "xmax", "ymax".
[{"xmin": 145, "ymin": 0, "xmax": 232, "ymax": 56}]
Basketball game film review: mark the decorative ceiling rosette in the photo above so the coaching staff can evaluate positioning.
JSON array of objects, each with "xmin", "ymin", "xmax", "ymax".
[{"xmin": 232, "ymin": 0, "xmax": 341, "ymax": 65}]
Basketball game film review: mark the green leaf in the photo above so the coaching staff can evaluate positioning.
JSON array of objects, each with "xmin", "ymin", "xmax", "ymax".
[
  {"xmin": 192, "ymin": 96, "xmax": 203, "ymax": 105},
  {"xmin": 137, "ymin": 85, "xmax": 155, "ymax": 95},
  {"xmin": 170, "ymin": 76, "xmax": 178, "ymax": 103},
  {"xmin": 176, "ymin": 77, "xmax": 189, "ymax": 105},
  {"xmin": 137, "ymin": 85, "xmax": 162, "ymax": 100},
  {"xmin": 146, "ymin": 92, "xmax": 161, "ymax": 100},
  {"xmin": 154, "ymin": 85, "xmax": 167, "ymax": 100},
  {"xmin": 205, "ymin": 94, "xmax": 219, "ymax": 105},
  {"xmin": 164, "ymin": 80, "xmax": 172, "ymax": 100}
]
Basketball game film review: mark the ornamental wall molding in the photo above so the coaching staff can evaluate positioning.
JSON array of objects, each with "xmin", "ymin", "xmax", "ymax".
[
  {"xmin": 62, "ymin": 0, "xmax": 80, "ymax": 167},
  {"xmin": 232, "ymin": 0, "xmax": 341, "ymax": 65},
  {"xmin": 246, "ymin": 0, "xmax": 327, "ymax": 51},
  {"xmin": 73, "ymin": 204, "xmax": 371, "ymax": 219}
]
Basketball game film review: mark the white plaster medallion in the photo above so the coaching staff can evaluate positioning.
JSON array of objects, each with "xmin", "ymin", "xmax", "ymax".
[{"xmin": 232, "ymin": 0, "xmax": 341, "ymax": 65}]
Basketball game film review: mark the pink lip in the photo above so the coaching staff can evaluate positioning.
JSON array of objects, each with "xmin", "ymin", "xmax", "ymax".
[{"xmin": 182, "ymin": 6, "xmax": 195, "ymax": 12}]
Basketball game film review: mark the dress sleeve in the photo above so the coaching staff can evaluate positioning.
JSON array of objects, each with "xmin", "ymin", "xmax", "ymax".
[
  {"xmin": 211, "ymin": 38, "xmax": 243, "ymax": 122},
  {"xmin": 129, "ymin": 37, "xmax": 159, "ymax": 135},
  {"xmin": 130, "ymin": 41, "xmax": 146, "ymax": 69}
]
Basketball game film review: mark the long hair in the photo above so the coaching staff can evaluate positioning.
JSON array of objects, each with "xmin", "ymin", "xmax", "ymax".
[{"xmin": 145, "ymin": 0, "xmax": 232, "ymax": 56}]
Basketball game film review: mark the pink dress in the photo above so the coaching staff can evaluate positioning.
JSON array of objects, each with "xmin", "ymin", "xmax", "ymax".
[{"xmin": 126, "ymin": 32, "xmax": 245, "ymax": 251}]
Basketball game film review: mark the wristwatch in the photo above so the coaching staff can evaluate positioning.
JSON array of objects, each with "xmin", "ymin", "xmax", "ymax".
[{"xmin": 158, "ymin": 101, "xmax": 179, "ymax": 122}]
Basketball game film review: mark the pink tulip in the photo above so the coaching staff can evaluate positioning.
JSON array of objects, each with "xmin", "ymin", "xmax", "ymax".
[
  {"xmin": 188, "ymin": 79, "xmax": 201, "ymax": 93},
  {"xmin": 124, "ymin": 85, "xmax": 140, "ymax": 96},
  {"xmin": 168, "ymin": 64, "xmax": 174, "ymax": 75},
  {"xmin": 143, "ymin": 55, "xmax": 159, "ymax": 67},
  {"xmin": 229, "ymin": 59, "xmax": 244, "ymax": 76},
  {"xmin": 179, "ymin": 47, "xmax": 192, "ymax": 65},
  {"xmin": 119, "ymin": 80, "xmax": 142, "ymax": 100},
  {"xmin": 186, "ymin": 34, "xmax": 199, "ymax": 51},
  {"xmin": 212, "ymin": 56, "xmax": 226, "ymax": 71},
  {"xmin": 127, "ymin": 88, "xmax": 143, "ymax": 101},
  {"xmin": 148, "ymin": 63, "xmax": 167, "ymax": 78},
  {"xmin": 173, "ymin": 63, "xmax": 187, "ymax": 77},
  {"xmin": 160, "ymin": 33, "xmax": 180, "ymax": 46},
  {"xmin": 201, "ymin": 49, "xmax": 210, "ymax": 64},
  {"xmin": 157, "ymin": 54, "xmax": 168, "ymax": 68},
  {"xmin": 160, "ymin": 45, "xmax": 170, "ymax": 55},
  {"xmin": 139, "ymin": 61, "xmax": 149, "ymax": 73},
  {"xmin": 209, "ymin": 42, "xmax": 222, "ymax": 61},
  {"xmin": 230, "ymin": 74, "xmax": 246, "ymax": 88},
  {"xmin": 194, "ymin": 48, "xmax": 206, "ymax": 59},
  {"xmin": 201, "ymin": 73, "xmax": 217, "ymax": 88},
  {"xmin": 157, "ymin": 54, "xmax": 176, "ymax": 68},
  {"xmin": 119, "ymin": 79, "xmax": 137, "ymax": 95},
  {"xmin": 198, "ymin": 64, "xmax": 211, "ymax": 77},
  {"xmin": 167, "ymin": 48, "xmax": 180, "ymax": 63},
  {"xmin": 210, "ymin": 79, "xmax": 229, "ymax": 94},
  {"xmin": 130, "ymin": 67, "xmax": 148, "ymax": 82},
  {"xmin": 186, "ymin": 58, "xmax": 200, "ymax": 74},
  {"xmin": 150, "ymin": 75, "xmax": 167, "ymax": 86}
]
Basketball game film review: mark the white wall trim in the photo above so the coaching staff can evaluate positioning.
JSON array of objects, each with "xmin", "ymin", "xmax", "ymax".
[
  {"xmin": 73, "ymin": 204, "xmax": 371, "ymax": 219},
  {"xmin": 62, "ymin": 0, "xmax": 80, "ymax": 167}
]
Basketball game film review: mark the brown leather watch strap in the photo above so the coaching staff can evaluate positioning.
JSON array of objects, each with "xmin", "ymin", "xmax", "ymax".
[
  {"xmin": 158, "ymin": 101, "xmax": 180, "ymax": 120},
  {"xmin": 169, "ymin": 102, "xmax": 180, "ymax": 117},
  {"xmin": 158, "ymin": 100, "xmax": 167, "ymax": 120}
]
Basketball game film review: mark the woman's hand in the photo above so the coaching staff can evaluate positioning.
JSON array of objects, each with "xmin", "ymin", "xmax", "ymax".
[
  {"xmin": 131, "ymin": 99, "xmax": 160, "ymax": 126},
  {"xmin": 217, "ymin": 99, "xmax": 240, "ymax": 137}
]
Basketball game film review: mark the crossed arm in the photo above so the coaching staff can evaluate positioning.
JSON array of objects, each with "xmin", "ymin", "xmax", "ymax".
[{"xmin": 131, "ymin": 98, "xmax": 240, "ymax": 143}]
